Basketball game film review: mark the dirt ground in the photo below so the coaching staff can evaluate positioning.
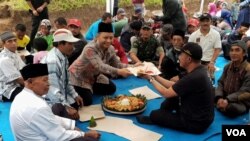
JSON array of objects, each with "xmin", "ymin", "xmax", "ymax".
[{"xmin": 0, "ymin": 0, "xmax": 231, "ymax": 35}]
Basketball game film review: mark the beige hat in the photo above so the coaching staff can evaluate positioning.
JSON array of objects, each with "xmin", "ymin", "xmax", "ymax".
[{"xmin": 53, "ymin": 29, "xmax": 79, "ymax": 42}]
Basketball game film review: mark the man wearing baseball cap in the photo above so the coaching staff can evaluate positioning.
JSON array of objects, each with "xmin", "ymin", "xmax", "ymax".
[
  {"xmin": 130, "ymin": 7, "xmax": 144, "ymax": 22},
  {"xmin": 112, "ymin": 8, "xmax": 127, "ymax": 22},
  {"xmin": 215, "ymin": 40, "xmax": 250, "ymax": 117},
  {"xmin": 187, "ymin": 18, "xmax": 199, "ymax": 35},
  {"xmin": 41, "ymin": 29, "xmax": 83, "ymax": 120},
  {"xmin": 137, "ymin": 42, "xmax": 214, "ymax": 134},
  {"xmin": 188, "ymin": 13, "xmax": 222, "ymax": 83},
  {"xmin": 129, "ymin": 24, "xmax": 165, "ymax": 68},
  {"xmin": 0, "ymin": 31, "xmax": 25, "ymax": 101},
  {"xmin": 67, "ymin": 18, "xmax": 87, "ymax": 65}
]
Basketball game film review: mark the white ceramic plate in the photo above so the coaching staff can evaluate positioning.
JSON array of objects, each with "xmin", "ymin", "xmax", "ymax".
[{"xmin": 102, "ymin": 105, "xmax": 146, "ymax": 115}]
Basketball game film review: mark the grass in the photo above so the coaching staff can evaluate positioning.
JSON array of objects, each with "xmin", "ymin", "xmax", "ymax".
[{"xmin": 7, "ymin": 0, "xmax": 162, "ymax": 11}]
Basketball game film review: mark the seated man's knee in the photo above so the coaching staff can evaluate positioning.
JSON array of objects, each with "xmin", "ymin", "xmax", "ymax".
[
  {"xmin": 106, "ymin": 82, "xmax": 116, "ymax": 95},
  {"xmin": 51, "ymin": 103, "xmax": 66, "ymax": 115},
  {"xmin": 83, "ymin": 99, "xmax": 93, "ymax": 106},
  {"xmin": 150, "ymin": 110, "xmax": 162, "ymax": 123}
]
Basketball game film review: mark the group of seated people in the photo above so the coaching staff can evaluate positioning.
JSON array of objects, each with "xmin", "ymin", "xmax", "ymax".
[
  {"xmin": 0, "ymin": 2, "xmax": 250, "ymax": 140},
  {"xmin": 205, "ymin": 0, "xmax": 250, "ymax": 62}
]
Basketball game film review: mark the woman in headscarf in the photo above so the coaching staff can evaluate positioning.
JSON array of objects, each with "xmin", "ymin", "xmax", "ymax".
[
  {"xmin": 208, "ymin": 2, "xmax": 217, "ymax": 16},
  {"xmin": 217, "ymin": 9, "xmax": 233, "ymax": 31}
]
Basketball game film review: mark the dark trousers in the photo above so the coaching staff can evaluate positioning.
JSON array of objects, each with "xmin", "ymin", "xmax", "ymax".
[
  {"xmin": 71, "ymin": 136, "xmax": 98, "ymax": 141},
  {"xmin": 149, "ymin": 98, "xmax": 212, "ymax": 134},
  {"xmin": 25, "ymin": 55, "xmax": 34, "ymax": 64},
  {"xmin": 113, "ymin": 7, "xmax": 118, "ymax": 16},
  {"xmin": 74, "ymin": 80, "xmax": 116, "ymax": 106},
  {"xmin": 29, "ymin": 12, "xmax": 49, "ymax": 51},
  {"xmin": 2, "ymin": 87, "xmax": 23, "ymax": 102},
  {"xmin": 51, "ymin": 103, "xmax": 80, "ymax": 119}
]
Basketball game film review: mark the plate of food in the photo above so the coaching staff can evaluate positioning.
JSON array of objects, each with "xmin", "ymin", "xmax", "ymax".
[{"xmin": 102, "ymin": 94, "xmax": 147, "ymax": 115}]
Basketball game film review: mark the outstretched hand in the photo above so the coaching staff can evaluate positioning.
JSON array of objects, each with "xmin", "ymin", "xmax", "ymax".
[
  {"xmin": 117, "ymin": 68, "xmax": 132, "ymax": 77},
  {"xmin": 137, "ymin": 72, "xmax": 151, "ymax": 80},
  {"xmin": 133, "ymin": 62, "xmax": 143, "ymax": 67}
]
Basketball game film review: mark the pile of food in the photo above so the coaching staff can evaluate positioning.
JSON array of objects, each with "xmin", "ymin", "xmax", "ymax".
[{"xmin": 102, "ymin": 95, "xmax": 146, "ymax": 112}]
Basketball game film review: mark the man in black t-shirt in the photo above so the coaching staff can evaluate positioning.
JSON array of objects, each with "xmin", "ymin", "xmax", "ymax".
[{"xmin": 137, "ymin": 42, "xmax": 214, "ymax": 134}]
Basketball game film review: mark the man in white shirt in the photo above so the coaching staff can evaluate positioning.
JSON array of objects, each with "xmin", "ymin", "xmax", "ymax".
[
  {"xmin": 0, "ymin": 31, "xmax": 25, "ymax": 101},
  {"xmin": 188, "ymin": 13, "xmax": 222, "ymax": 82},
  {"xmin": 10, "ymin": 63, "xmax": 100, "ymax": 141}
]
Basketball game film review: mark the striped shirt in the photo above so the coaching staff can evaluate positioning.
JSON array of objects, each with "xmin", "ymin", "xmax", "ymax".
[{"xmin": 41, "ymin": 47, "xmax": 78, "ymax": 106}]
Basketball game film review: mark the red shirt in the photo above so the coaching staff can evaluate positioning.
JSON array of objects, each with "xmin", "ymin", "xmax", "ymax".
[{"xmin": 112, "ymin": 38, "xmax": 128, "ymax": 64}]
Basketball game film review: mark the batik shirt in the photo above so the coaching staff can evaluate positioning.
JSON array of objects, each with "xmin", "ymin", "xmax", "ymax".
[
  {"xmin": 0, "ymin": 48, "xmax": 25, "ymax": 100},
  {"xmin": 69, "ymin": 41, "xmax": 127, "ymax": 92}
]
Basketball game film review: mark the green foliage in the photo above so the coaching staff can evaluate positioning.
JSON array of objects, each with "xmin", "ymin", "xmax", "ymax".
[
  {"xmin": 9, "ymin": 0, "xmax": 162, "ymax": 11},
  {"xmin": 89, "ymin": 116, "xmax": 97, "ymax": 127},
  {"xmin": 134, "ymin": 94, "xmax": 147, "ymax": 103}
]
